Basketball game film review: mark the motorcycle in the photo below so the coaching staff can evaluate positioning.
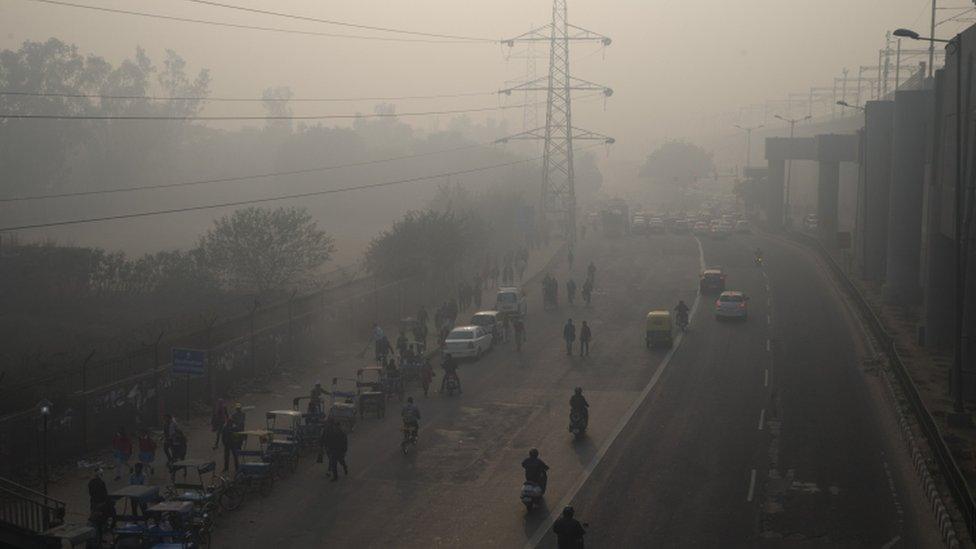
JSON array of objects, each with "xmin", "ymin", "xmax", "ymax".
[
  {"xmin": 520, "ymin": 473, "xmax": 547, "ymax": 511},
  {"xmin": 401, "ymin": 423, "xmax": 418, "ymax": 455},
  {"xmin": 676, "ymin": 311, "xmax": 689, "ymax": 332},
  {"xmin": 443, "ymin": 373, "xmax": 460, "ymax": 397},
  {"xmin": 754, "ymin": 255, "xmax": 764, "ymax": 267},
  {"xmin": 569, "ymin": 409, "xmax": 588, "ymax": 439}
]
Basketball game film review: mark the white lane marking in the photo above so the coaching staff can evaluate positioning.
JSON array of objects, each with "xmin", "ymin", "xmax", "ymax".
[
  {"xmin": 765, "ymin": 339, "xmax": 771, "ymax": 352},
  {"xmin": 524, "ymin": 237, "xmax": 707, "ymax": 548},
  {"xmin": 764, "ymin": 368, "xmax": 769, "ymax": 387},
  {"xmin": 758, "ymin": 408, "xmax": 766, "ymax": 430},
  {"xmin": 881, "ymin": 535, "xmax": 902, "ymax": 549},
  {"xmin": 747, "ymin": 469, "xmax": 757, "ymax": 502},
  {"xmin": 766, "ymin": 314, "xmax": 772, "ymax": 326}
]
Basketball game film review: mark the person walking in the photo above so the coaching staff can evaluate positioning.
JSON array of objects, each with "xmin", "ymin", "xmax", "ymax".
[
  {"xmin": 513, "ymin": 315, "xmax": 526, "ymax": 351},
  {"xmin": 218, "ymin": 416, "xmax": 237, "ymax": 473},
  {"xmin": 568, "ymin": 247, "xmax": 575, "ymax": 270},
  {"xmin": 566, "ymin": 278, "xmax": 577, "ymax": 306},
  {"xmin": 137, "ymin": 429, "xmax": 157, "ymax": 479},
  {"xmin": 162, "ymin": 414, "xmax": 178, "ymax": 465},
  {"xmin": 420, "ymin": 358, "xmax": 435, "ymax": 397},
  {"xmin": 111, "ymin": 427, "xmax": 132, "ymax": 480},
  {"xmin": 579, "ymin": 321, "xmax": 592, "ymax": 357},
  {"xmin": 87, "ymin": 468, "xmax": 108, "ymax": 513},
  {"xmin": 563, "ymin": 319, "xmax": 576, "ymax": 356},
  {"xmin": 321, "ymin": 421, "xmax": 349, "ymax": 481},
  {"xmin": 211, "ymin": 399, "xmax": 229, "ymax": 450}
]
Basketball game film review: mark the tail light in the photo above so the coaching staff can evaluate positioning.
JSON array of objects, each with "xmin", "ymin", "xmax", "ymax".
[{"xmin": 738, "ymin": 302, "xmax": 746, "ymax": 308}]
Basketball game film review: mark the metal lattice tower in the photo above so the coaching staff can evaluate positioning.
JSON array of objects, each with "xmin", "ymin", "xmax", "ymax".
[{"xmin": 499, "ymin": 0, "xmax": 613, "ymax": 243}]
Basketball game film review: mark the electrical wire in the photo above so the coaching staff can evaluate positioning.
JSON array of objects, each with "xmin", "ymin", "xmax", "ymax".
[
  {"xmin": 19, "ymin": 0, "xmax": 488, "ymax": 44},
  {"xmin": 0, "ymin": 90, "xmax": 496, "ymax": 103},
  {"xmin": 0, "ymin": 141, "xmax": 491, "ymax": 202},
  {"xmin": 0, "ymin": 143, "xmax": 604, "ymax": 232},
  {"xmin": 183, "ymin": 0, "xmax": 494, "ymax": 42},
  {"xmin": 0, "ymin": 102, "xmax": 536, "ymax": 121}
]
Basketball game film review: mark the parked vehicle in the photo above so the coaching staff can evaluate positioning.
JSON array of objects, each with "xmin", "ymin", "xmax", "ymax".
[
  {"xmin": 715, "ymin": 290, "xmax": 749, "ymax": 320},
  {"xmin": 495, "ymin": 287, "xmax": 527, "ymax": 316},
  {"xmin": 442, "ymin": 326, "xmax": 493, "ymax": 360},
  {"xmin": 735, "ymin": 220, "xmax": 752, "ymax": 233},
  {"xmin": 470, "ymin": 310, "xmax": 503, "ymax": 343},
  {"xmin": 356, "ymin": 367, "xmax": 388, "ymax": 418},
  {"xmin": 693, "ymin": 221, "xmax": 710, "ymax": 235},
  {"xmin": 647, "ymin": 218, "xmax": 666, "ymax": 234}
]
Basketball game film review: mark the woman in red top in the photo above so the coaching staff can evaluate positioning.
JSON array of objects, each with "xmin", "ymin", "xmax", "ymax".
[{"xmin": 111, "ymin": 427, "xmax": 132, "ymax": 481}]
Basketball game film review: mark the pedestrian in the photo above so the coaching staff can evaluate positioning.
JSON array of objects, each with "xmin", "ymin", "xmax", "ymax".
[
  {"xmin": 321, "ymin": 421, "xmax": 349, "ymax": 481},
  {"xmin": 517, "ymin": 257, "xmax": 527, "ymax": 281},
  {"xmin": 162, "ymin": 414, "xmax": 178, "ymax": 465},
  {"xmin": 137, "ymin": 429, "xmax": 157, "ymax": 478},
  {"xmin": 128, "ymin": 462, "xmax": 147, "ymax": 486},
  {"xmin": 567, "ymin": 278, "xmax": 577, "ymax": 305},
  {"xmin": 169, "ymin": 427, "xmax": 188, "ymax": 479},
  {"xmin": 417, "ymin": 305, "xmax": 429, "ymax": 332},
  {"xmin": 421, "ymin": 358, "xmax": 435, "ymax": 397},
  {"xmin": 372, "ymin": 323, "xmax": 386, "ymax": 361},
  {"xmin": 211, "ymin": 399, "xmax": 228, "ymax": 450},
  {"xmin": 112, "ymin": 427, "xmax": 132, "ymax": 480},
  {"xmin": 568, "ymin": 247, "xmax": 575, "ymax": 269},
  {"xmin": 218, "ymin": 417, "xmax": 236, "ymax": 473},
  {"xmin": 579, "ymin": 321, "xmax": 592, "ymax": 357},
  {"xmin": 502, "ymin": 314, "xmax": 511, "ymax": 342},
  {"xmin": 396, "ymin": 330, "xmax": 409, "ymax": 357},
  {"xmin": 563, "ymin": 318, "xmax": 576, "ymax": 355},
  {"xmin": 87, "ymin": 468, "xmax": 108, "ymax": 512},
  {"xmin": 513, "ymin": 315, "xmax": 526, "ymax": 351}
]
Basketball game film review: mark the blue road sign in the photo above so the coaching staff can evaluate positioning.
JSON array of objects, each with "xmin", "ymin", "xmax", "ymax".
[{"xmin": 172, "ymin": 348, "xmax": 206, "ymax": 376}]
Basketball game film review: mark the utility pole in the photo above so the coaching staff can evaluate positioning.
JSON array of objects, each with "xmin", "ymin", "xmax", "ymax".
[
  {"xmin": 929, "ymin": 0, "xmax": 937, "ymax": 78},
  {"xmin": 774, "ymin": 114, "xmax": 811, "ymax": 227},
  {"xmin": 500, "ymin": 0, "xmax": 614, "ymax": 244},
  {"xmin": 882, "ymin": 32, "xmax": 892, "ymax": 97},
  {"xmin": 895, "ymin": 38, "xmax": 902, "ymax": 91}
]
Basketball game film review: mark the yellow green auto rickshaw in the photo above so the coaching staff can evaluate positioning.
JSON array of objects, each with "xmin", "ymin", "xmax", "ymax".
[{"xmin": 645, "ymin": 310, "xmax": 673, "ymax": 348}]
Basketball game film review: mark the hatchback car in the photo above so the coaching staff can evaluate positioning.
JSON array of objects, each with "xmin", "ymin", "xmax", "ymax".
[
  {"xmin": 699, "ymin": 268, "xmax": 726, "ymax": 294},
  {"xmin": 714, "ymin": 291, "xmax": 749, "ymax": 320},
  {"xmin": 470, "ymin": 311, "xmax": 502, "ymax": 343},
  {"xmin": 442, "ymin": 326, "xmax": 493, "ymax": 359}
]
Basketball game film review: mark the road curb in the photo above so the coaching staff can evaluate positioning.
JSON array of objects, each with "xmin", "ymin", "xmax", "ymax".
[{"xmin": 773, "ymin": 229, "xmax": 968, "ymax": 548}]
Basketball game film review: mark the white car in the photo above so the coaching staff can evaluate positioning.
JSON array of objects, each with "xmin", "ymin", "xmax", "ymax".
[
  {"xmin": 442, "ymin": 326, "xmax": 493, "ymax": 359},
  {"xmin": 495, "ymin": 287, "xmax": 527, "ymax": 316},
  {"xmin": 714, "ymin": 291, "xmax": 749, "ymax": 320}
]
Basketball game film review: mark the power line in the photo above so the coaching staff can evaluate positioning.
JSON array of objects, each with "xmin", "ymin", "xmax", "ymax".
[
  {"xmin": 0, "ymin": 102, "xmax": 536, "ymax": 121},
  {"xmin": 184, "ymin": 0, "xmax": 494, "ymax": 42},
  {"xmin": 19, "ymin": 0, "xmax": 486, "ymax": 44},
  {"xmin": 0, "ymin": 90, "xmax": 495, "ymax": 103},
  {"xmin": 0, "ymin": 144, "xmax": 603, "ymax": 232},
  {"xmin": 0, "ymin": 141, "xmax": 491, "ymax": 202}
]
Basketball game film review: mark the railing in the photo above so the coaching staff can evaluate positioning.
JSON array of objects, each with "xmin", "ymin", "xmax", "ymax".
[
  {"xmin": 0, "ymin": 477, "xmax": 65, "ymax": 534},
  {"xmin": 788, "ymin": 230, "xmax": 976, "ymax": 541}
]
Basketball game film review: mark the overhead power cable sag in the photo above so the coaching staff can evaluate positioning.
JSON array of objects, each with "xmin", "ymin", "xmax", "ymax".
[
  {"xmin": 0, "ymin": 142, "xmax": 491, "ymax": 202},
  {"xmin": 19, "ymin": 0, "xmax": 489, "ymax": 44},
  {"xmin": 183, "ymin": 0, "xmax": 495, "ymax": 42},
  {"xmin": 0, "ymin": 143, "xmax": 603, "ymax": 232},
  {"xmin": 0, "ymin": 90, "xmax": 496, "ymax": 103}
]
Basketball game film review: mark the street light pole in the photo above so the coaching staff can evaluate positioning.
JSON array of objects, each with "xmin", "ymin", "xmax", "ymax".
[
  {"xmin": 38, "ymin": 399, "xmax": 52, "ymax": 497},
  {"xmin": 733, "ymin": 124, "xmax": 764, "ymax": 171},
  {"xmin": 774, "ymin": 114, "xmax": 812, "ymax": 228},
  {"xmin": 894, "ymin": 27, "xmax": 968, "ymax": 420}
]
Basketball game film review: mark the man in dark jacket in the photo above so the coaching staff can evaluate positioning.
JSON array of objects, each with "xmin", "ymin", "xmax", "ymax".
[
  {"xmin": 563, "ymin": 319, "xmax": 576, "ymax": 356},
  {"xmin": 322, "ymin": 421, "xmax": 349, "ymax": 481},
  {"xmin": 552, "ymin": 506, "xmax": 586, "ymax": 548},
  {"xmin": 579, "ymin": 321, "xmax": 592, "ymax": 357},
  {"xmin": 521, "ymin": 448, "xmax": 549, "ymax": 493}
]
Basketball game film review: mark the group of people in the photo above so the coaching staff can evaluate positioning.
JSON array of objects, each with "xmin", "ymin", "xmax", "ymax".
[
  {"xmin": 562, "ymin": 319, "xmax": 593, "ymax": 357},
  {"xmin": 211, "ymin": 400, "xmax": 247, "ymax": 473},
  {"xmin": 545, "ymin": 260, "xmax": 597, "ymax": 309},
  {"xmin": 484, "ymin": 247, "xmax": 531, "ymax": 288}
]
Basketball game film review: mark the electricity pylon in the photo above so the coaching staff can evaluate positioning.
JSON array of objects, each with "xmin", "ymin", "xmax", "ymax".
[{"xmin": 499, "ymin": 0, "xmax": 614, "ymax": 243}]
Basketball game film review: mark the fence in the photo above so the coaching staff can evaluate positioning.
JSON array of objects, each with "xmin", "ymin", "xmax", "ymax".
[{"xmin": 0, "ymin": 272, "xmax": 436, "ymax": 479}]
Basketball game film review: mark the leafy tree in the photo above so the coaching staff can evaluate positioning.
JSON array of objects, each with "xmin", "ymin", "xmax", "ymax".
[
  {"xmin": 364, "ymin": 209, "xmax": 485, "ymax": 282},
  {"xmin": 199, "ymin": 207, "xmax": 334, "ymax": 293},
  {"xmin": 638, "ymin": 140, "xmax": 715, "ymax": 186}
]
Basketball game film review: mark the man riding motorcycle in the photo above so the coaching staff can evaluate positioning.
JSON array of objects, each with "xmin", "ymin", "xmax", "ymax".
[
  {"xmin": 440, "ymin": 353, "xmax": 462, "ymax": 394},
  {"xmin": 674, "ymin": 300, "xmax": 690, "ymax": 328},
  {"xmin": 570, "ymin": 387, "xmax": 589, "ymax": 421},
  {"xmin": 521, "ymin": 448, "xmax": 549, "ymax": 493},
  {"xmin": 401, "ymin": 396, "xmax": 421, "ymax": 439}
]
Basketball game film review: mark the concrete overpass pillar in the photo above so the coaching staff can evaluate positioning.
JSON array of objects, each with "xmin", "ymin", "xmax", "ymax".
[
  {"xmin": 860, "ymin": 101, "xmax": 894, "ymax": 281},
  {"xmin": 766, "ymin": 159, "xmax": 785, "ymax": 230},
  {"xmin": 883, "ymin": 89, "xmax": 931, "ymax": 304},
  {"xmin": 817, "ymin": 160, "xmax": 840, "ymax": 245}
]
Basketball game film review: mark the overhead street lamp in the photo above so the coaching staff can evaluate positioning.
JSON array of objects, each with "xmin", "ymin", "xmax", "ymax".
[
  {"xmin": 893, "ymin": 27, "xmax": 969, "ymax": 423},
  {"xmin": 733, "ymin": 124, "xmax": 764, "ymax": 171},
  {"xmin": 774, "ymin": 114, "xmax": 812, "ymax": 227},
  {"xmin": 836, "ymin": 100, "xmax": 866, "ymax": 111}
]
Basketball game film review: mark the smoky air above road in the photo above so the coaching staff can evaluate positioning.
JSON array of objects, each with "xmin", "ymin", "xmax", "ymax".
[{"xmin": 1, "ymin": 1, "xmax": 975, "ymax": 548}]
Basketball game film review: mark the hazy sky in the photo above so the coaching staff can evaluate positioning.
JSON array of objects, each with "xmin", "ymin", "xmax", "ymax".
[{"xmin": 2, "ymin": 0, "xmax": 971, "ymax": 188}]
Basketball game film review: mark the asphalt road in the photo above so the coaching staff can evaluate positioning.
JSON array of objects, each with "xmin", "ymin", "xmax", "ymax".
[{"xmin": 215, "ymin": 231, "xmax": 940, "ymax": 548}]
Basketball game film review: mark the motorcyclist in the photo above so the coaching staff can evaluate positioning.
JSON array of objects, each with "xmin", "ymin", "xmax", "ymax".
[
  {"xmin": 569, "ymin": 387, "xmax": 589, "ymax": 421},
  {"xmin": 401, "ymin": 396, "xmax": 421, "ymax": 437},
  {"xmin": 674, "ymin": 300, "xmax": 690, "ymax": 326},
  {"xmin": 521, "ymin": 448, "xmax": 549, "ymax": 493},
  {"xmin": 440, "ymin": 353, "xmax": 462, "ymax": 394},
  {"xmin": 552, "ymin": 506, "xmax": 586, "ymax": 549}
]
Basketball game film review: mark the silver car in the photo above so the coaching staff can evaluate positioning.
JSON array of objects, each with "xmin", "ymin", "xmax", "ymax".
[{"xmin": 714, "ymin": 291, "xmax": 749, "ymax": 320}]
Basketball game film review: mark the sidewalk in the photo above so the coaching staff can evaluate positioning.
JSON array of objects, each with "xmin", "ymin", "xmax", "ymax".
[{"xmin": 48, "ymin": 240, "xmax": 566, "ymax": 523}]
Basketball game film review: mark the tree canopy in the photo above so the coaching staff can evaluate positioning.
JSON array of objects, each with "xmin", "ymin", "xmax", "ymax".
[
  {"xmin": 199, "ymin": 207, "xmax": 334, "ymax": 293},
  {"xmin": 638, "ymin": 140, "xmax": 715, "ymax": 186}
]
